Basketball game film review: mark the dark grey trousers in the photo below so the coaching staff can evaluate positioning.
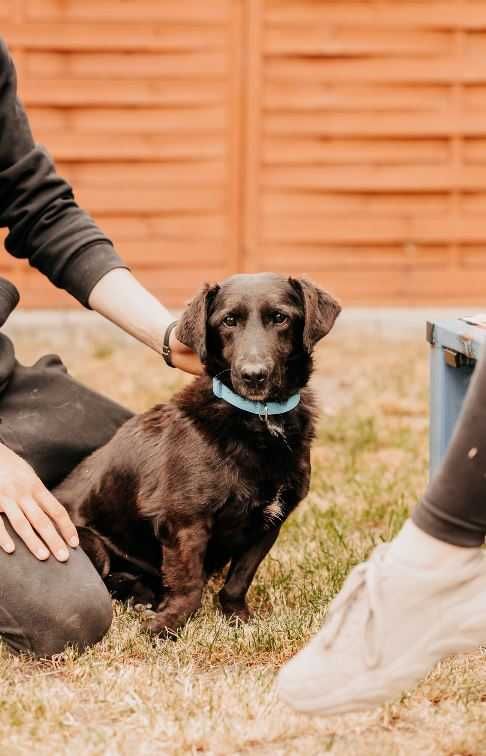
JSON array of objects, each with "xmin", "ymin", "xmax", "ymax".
[{"xmin": 0, "ymin": 337, "xmax": 133, "ymax": 656}]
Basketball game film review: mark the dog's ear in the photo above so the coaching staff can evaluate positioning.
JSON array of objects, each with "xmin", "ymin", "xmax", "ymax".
[
  {"xmin": 289, "ymin": 277, "xmax": 341, "ymax": 352},
  {"xmin": 175, "ymin": 283, "xmax": 220, "ymax": 363}
]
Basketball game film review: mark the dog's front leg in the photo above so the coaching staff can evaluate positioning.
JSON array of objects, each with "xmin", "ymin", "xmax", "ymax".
[
  {"xmin": 148, "ymin": 520, "xmax": 209, "ymax": 637},
  {"xmin": 219, "ymin": 526, "xmax": 280, "ymax": 622}
]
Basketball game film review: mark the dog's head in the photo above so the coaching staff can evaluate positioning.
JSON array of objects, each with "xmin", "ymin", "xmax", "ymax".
[{"xmin": 176, "ymin": 273, "xmax": 341, "ymax": 402}]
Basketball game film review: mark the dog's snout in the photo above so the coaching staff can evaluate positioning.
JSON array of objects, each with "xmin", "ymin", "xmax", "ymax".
[{"xmin": 240, "ymin": 364, "xmax": 269, "ymax": 386}]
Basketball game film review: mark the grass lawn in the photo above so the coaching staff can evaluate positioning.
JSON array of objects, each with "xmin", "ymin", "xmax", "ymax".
[{"xmin": 1, "ymin": 320, "xmax": 485, "ymax": 755}]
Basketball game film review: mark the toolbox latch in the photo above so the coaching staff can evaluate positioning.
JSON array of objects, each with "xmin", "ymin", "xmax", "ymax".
[{"xmin": 442, "ymin": 347, "xmax": 475, "ymax": 369}]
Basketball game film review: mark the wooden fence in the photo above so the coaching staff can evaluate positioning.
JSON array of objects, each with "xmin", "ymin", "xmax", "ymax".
[{"xmin": 3, "ymin": 0, "xmax": 486, "ymax": 307}]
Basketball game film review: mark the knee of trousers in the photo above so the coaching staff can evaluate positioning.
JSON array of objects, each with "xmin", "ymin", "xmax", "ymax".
[
  {"xmin": 36, "ymin": 580, "xmax": 113, "ymax": 658},
  {"xmin": 0, "ymin": 547, "xmax": 113, "ymax": 658}
]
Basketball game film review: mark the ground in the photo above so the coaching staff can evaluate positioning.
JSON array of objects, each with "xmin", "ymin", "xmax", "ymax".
[{"xmin": 1, "ymin": 317, "xmax": 485, "ymax": 756}]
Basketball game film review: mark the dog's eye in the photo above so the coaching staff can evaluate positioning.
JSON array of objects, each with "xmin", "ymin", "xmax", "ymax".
[
  {"xmin": 271, "ymin": 312, "xmax": 288, "ymax": 325},
  {"xmin": 223, "ymin": 314, "xmax": 237, "ymax": 328}
]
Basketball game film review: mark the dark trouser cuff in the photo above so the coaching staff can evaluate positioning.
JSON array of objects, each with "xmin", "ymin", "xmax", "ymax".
[{"xmin": 412, "ymin": 498, "xmax": 485, "ymax": 548}]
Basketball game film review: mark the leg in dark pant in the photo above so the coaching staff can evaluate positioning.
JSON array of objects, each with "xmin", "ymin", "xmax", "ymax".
[
  {"xmin": 413, "ymin": 347, "xmax": 486, "ymax": 547},
  {"xmin": 0, "ymin": 522, "xmax": 113, "ymax": 656},
  {"xmin": 0, "ymin": 343, "xmax": 133, "ymax": 655}
]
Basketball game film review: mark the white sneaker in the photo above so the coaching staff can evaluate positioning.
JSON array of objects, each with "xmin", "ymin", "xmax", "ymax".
[{"xmin": 276, "ymin": 543, "xmax": 486, "ymax": 716}]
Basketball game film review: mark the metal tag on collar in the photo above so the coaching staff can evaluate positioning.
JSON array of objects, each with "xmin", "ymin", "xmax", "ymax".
[{"xmin": 259, "ymin": 404, "xmax": 269, "ymax": 422}]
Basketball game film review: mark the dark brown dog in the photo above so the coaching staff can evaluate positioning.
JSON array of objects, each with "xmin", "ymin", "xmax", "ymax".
[{"xmin": 53, "ymin": 273, "xmax": 340, "ymax": 635}]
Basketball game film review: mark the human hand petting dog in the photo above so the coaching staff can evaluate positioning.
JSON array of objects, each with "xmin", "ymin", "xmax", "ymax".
[
  {"xmin": 0, "ymin": 442, "xmax": 79, "ymax": 561},
  {"xmin": 168, "ymin": 328, "xmax": 202, "ymax": 375},
  {"xmin": 88, "ymin": 268, "xmax": 203, "ymax": 376}
]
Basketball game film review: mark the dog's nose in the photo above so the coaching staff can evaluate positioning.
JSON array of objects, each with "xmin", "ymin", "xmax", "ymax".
[{"xmin": 240, "ymin": 365, "xmax": 268, "ymax": 386}]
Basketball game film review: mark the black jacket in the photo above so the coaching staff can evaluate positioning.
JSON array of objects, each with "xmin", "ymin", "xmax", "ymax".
[{"xmin": 0, "ymin": 38, "xmax": 127, "ymax": 324}]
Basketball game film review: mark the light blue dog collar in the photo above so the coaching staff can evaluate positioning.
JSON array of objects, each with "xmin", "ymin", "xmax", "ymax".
[{"xmin": 212, "ymin": 377, "xmax": 300, "ymax": 417}]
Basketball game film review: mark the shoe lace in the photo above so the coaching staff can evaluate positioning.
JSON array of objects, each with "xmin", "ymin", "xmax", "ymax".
[{"xmin": 321, "ymin": 549, "xmax": 385, "ymax": 669}]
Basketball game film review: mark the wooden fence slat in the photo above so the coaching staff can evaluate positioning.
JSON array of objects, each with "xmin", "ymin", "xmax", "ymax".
[
  {"xmin": 461, "ymin": 193, "xmax": 486, "ymax": 212},
  {"xmin": 114, "ymin": 240, "xmax": 225, "ymax": 267},
  {"xmin": 59, "ymin": 161, "xmax": 226, "ymax": 187},
  {"xmin": 265, "ymin": 1, "xmax": 486, "ymax": 31},
  {"xmin": 28, "ymin": 107, "xmax": 226, "ymax": 134},
  {"xmin": 266, "ymin": 27, "xmax": 451, "ymax": 57},
  {"xmin": 26, "ymin": 0, "xmax": 228, "ymax": 23},
  {"xmin": 41, "ymin": 135, "xmax": 224, "ymax": 162},
  {"xmin": 263, "ymin": 191, "xmax": 450, "ymax": 216},
  {"xmin": 264, "ymin": 164, "xmax": 486, "ymax": 191},
  {"xmin": 260, "ymin": 245, "xmax": 449, "ymax": 269},
  {"xmin": 263, "ymin": 215, "xmax": 486, "ymax": 244},
  {"xmin": 26, "ymin": 51, "xmax": 226, "ymax": 79},
  {"xmin": 21, "ymin": 79, "xmax": 226, "ymax": 108},
  {"xmin": 99, "ymin": 215, "xmax": 226, "ymax": 241},
  {"xmin": 265, "ymin": 82, "xmax": 451, "ymax": 112},
  {"xmin": 267, "ymin": 56, "xmax": 486, "ymax": 84},
  {"xmin": 4, "ymin": 23, "xmax": 227, "ymax": 52},
  {"xmin": 73, "ymin": 187, "xmax": 225, "ymax": 214},
  {"xmin": 263, "ymin": 137, "xmax": 449, "ymax": 165},
  {"xmin": 265, "ymin": 111, "xmax": 486, "ymax": 137}
]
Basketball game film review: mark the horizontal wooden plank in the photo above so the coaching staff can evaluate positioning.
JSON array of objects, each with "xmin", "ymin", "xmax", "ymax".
[
  {"xmin": 464, "ymin": 138, "xmax": 486, "ymax": 162},
  {"xmin": 73, "ymin": 186, "xmax": 225, "ymax": 214},
  {"xmin": 460, "ymin": 193, "xmax": 486, "ymax": 212},
  {"xmin": 259, "ymin": 245, "xmax": 450, "ymax": 270},
  {"xmin": 266, "ymin": 26, "xmax": 451, "ymax": 57},
  {"xmin": 466, "ymin": 31, "xmax": 486, "ymax": 58},
  {"xmin": 20, "ymin": 79, "xmax": 226, "ymax": 108},
  {"xmin": 461, "ymin": 246, "xmax": 486, "ymax": 267},
  {"xmin": 3, "ymin": 23, "xmax": 226, "ymax": 52},
  {"xmin": 26, "ymin": 0, "xmax": 228, "ymax": 22},
  {"xmin": 264, "ymin": 138, "xmax": 449, "ymax": 165},
  {"xmin": 98, "ymin": 215, "xmax": 226, "ymax": 241},
  {"xmin": 28, "ymin": 107, "xmax": 226, "ymax": 134},
  {"xmin": 115, "ymin": 240, "xmax": 225, "ymax": 266},
  {"xmin": 26, "ymin": 51, "xmax": 226, "ymax": 79},
  {"xmin": 265, "ymin": 111, "xmax": 486, "ymax": 137},
  {"xmin": 265, "ymin": 82, "xmax": 451, "ymax": 112},
  {"xmin": 263, "ymin": 191, "xmax": 450, "ymax": 216},
  {"xmin": 263, "ymin": 164, "xmax": 486, "ymax": 191},
  {"xmin": 262, "ymin": 216, "xmax": 486, "ymax": 244},
  {"xmin": 266, "ymin": 56, "xmax": 486, "ymax": 84},
  {"xmin": 39, "ymin": 134, "xmax": 225, "ymax": 162},
  {"xmin": 265, "ymin": 1, "xmax": 486, "ymax": 31},
  {"xmin": 464, "ymin": 84, "xmax": 486, "ymax": 109},
  {"xmin": 58, "ymin": 161, "xmax": 226, "ymax": 188}
]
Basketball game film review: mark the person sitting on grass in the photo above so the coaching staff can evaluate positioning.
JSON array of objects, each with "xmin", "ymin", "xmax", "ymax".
[{"xmin": 0, "ymin": 38, "xmax": 200, "ymax": 657}]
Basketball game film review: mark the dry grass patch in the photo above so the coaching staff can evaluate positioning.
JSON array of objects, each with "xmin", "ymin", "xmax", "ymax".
[{"xmin": 1, "ymin": 322, "xmax": 486, "ymax": 754}]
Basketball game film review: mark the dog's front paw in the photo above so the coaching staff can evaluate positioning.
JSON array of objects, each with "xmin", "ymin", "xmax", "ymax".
[
  {"xmin": 219, "ymin": 595, "xmax": 251, "ymax": 624},
  {"xmin": 147, "ymin": 611, "xmax": 179, "ymax": 639}
]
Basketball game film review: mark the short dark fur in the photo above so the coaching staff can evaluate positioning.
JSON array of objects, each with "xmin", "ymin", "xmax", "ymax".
[{"xmin": 53, "ymin": 273, "xmax": 341, "ymax": 635}]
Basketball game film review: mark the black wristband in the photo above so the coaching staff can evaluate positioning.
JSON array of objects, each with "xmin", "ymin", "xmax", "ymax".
[{"xmin": 162, "ymin": 320, "xmax": 179, "ymax": 368}]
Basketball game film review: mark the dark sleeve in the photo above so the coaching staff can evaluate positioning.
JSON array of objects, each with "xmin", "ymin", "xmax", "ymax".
[{"xmin": 0, "ymin": 39, "xmax": 128, "ymax": 307}]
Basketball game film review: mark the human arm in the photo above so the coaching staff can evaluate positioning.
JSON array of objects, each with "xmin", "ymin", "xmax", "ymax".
[{"xmin": 88, "ymin": 268, "xmax": 202, "ymax": 375}]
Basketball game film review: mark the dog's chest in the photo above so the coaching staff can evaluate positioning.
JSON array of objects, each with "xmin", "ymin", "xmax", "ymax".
[{"xmin": 210, "ymin": 464, "xmax": 286, "ymax": 547}]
